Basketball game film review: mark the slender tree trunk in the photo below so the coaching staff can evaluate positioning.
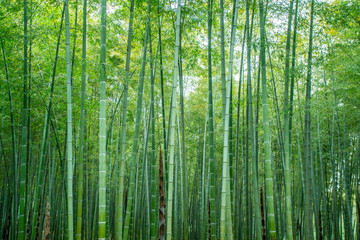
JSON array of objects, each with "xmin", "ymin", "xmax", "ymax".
[
  {"xmin": 283, "ymin": 1, "xmax": 294, "ymax": 239},
  {"xmin": 98, "ymin": 0, "xmax": 107, "ymax": 236},
  {"xmin": 246, "ymin": 0, "xmax": 262, "ymax": 239},
  {"xmin": 220, "ymin": 0, "xmax": 226, "ymax": 122},
  {"xmin": 234, "ymin": 27, "xmax": 245, "ymax": 240},
  {"xmin": 148, "ymin": 0, "xmax": 157, "ymax": 237},
  {"xmin": 219, "ymin": 0, "xmax": 240, "ymax": 239},
  {"xmin": 303, "ymin": 0, "xmax": 315, "ymax": 238},
  {"xmin": 159, "ymin": 148, "xmax": 165, "ymax": 240},
  {"xmin": 157, "ymin": 1, "xmax": 168, "ymax": 201},
  {"xmin": 115, "ymin": 0, "xmax": 135, "ymax": 239},
  {"xmin": 76, "ymin": 0, "xmax": 86, "ymax": 238},
  {"xmin": 288, "ymin": 1, "xmax": 299, "ymax": 236},
  {"xmin": 178, "ymin": 18, "xmax": 189, "ymax": 240},
  {"xmin": 65, "ymin": 0, "xmax": 74, "ymax": 238},
  {"xmin": 201, "ymin": 117, "xmax": 207, "ymax": 240},
  {"xmin": 259, "ymin": 0, "xmax": 276, "ymax": 238},
  {"xmin": 165, "ymin": 0, "xmax": 181, "ymax": 237},
  {"xmin": 207, "ymin": 0, "xmax": 216, "ymax": 238},
  {"xmin": 288, "ymin": 0, "xmax": 299, "ymax": 163},
  {"xmin": 245, "ymin": 2, "xmax": 251, "ymax": 238},
  {"xmin": 18, "ymin": 0, "xmax": 29, "ymax": 238}
]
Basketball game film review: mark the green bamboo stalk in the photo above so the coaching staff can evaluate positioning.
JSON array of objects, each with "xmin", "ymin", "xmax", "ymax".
[
  {"xmin": 254, "ymin": 60, "xmax": 260, "ymax": 180},
  {"xmin": 76, "ymin": 0, "xmax": 86, "ymax": 238},
  {"xmin": 70, "ymin": 0, "xmax": 79, "ymax": 83},
  {"xmin": 312, "ymin": 136, "xmax": 320, "ymax": 240},
  {"xmin": 175, "ymin": 118, "xmax": 182, "ymax": 239},
  {"xmin": 234, "ymin": 28, "xmax": 245, "ymax": 240},
  {"xmin": 201, "ymin": 117, "xmax": 207, "ymax": 240},
  {"xmin": 114, "ymin": 0, "xmax": 135, "ymax": 239},
  {"xmin": 227, "ymin": 2, "xmax": 239, "ymax": 238},
  {"xmin": 219, "ymin": 0, "xmax": 226, "ymax": 123},
  {"xmin": 283, "ymin": 1, "xmax": 295, "ymax": 239},
  {"xmin": 157, "ymin": 0, "xmax": 168, "ymax": 193},
  {"xmin": 228, "ymin": 4, "xmax": 235, "ymax": 222},
  {"xmin": 244, "ymin": 2, "xmax": 251, "ymax": 238},
  {"xmin": 85, "ymin": 111, "xmax": 90, "ymax": 240},
  {"xmin": 166, "ymin": 0, "xmax": 181, "ymax": 238},
  {"xmin": 177, "ymin": 114, "xmax": 185, "ymax": 240},
  {"xmin": 355, "ymin": 135, "xmax": 360, "ymax": 239},
  {"xmin": 241, "ymin": 81, "xmax": 247, "ymax": 240},
  {"xmin": 259, "ymin": 0, "xmax": 276, "ymax": 238},
  {"xmin": 246, "ymin": 0, "xmax": 262, "ymax": 239},
  {"xmin": 49, "ymin": 141, "xmax": 56, "ymax": 238},
  {"xmin": 149, "ymin": 6, "xmax": 157, "ymax": 238},
  {"xmin": 218, "ymin": 0, "xmax": 227, "ymax": 135},
  {"xmin": 65, "ymin": 0, "xmax": 74, "ymax": 238},
  {"xmin": 27, "ymin": 9, "xmax": 33, "ymax": 216},
  {"xmin": 18, "ymin": 0, "xmax": 28, "ymax": 237},
  {"xmin": 219, "ymin": 1, "xmax": 240, "ymax": 238},
  {"xmin": 288, "ymin": 1, "xmax": 299, "ymax": 236},
  {"xmin": 92, "ymin": 187, "xmax": 99, "ymax": 240},
  {"xmin": 303, "ymin": 0, "xmax": 315, "ymax": 238},
  {"xmin": 178, "ymin": 16, "xmax": 189, "ymax": 240},
  {"xmin": 159, "ymin": 146, "xmax": 165, "ymax": 240},
  {"xmin": 288, "ymin": 0, "xmax": 299, "ymax": 162},
  {"xmin": 98, "ymin": 0, "xmax": 107, "ymax": 237},
  {"xmin": 141, "ymin": 105, "xmax": 152, "ymax": 240},
  {"xmin": 207, "ymin": 0, "xmax": 216, "ymax": 238}
]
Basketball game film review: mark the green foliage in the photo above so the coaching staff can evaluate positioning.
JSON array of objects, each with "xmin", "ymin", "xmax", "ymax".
[{"xmin": 0, "ymin": 0, "xmax": 359, "ymax": 239}]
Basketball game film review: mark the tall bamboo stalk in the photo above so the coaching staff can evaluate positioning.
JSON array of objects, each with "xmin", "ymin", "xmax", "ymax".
[
  {"xmin": 158, "ymin": 0, "xmax": 168, "ymax": 194},
  {"xmin": 244, "ymin": 2, "xmax": 251, "ymax": 238},
  {"xmin": 148, "ymin": 0, "xmax": 157, "ymax": 237},
  {"xmin": 98, "ymin": 0, "xmax": 107, "ymax": 237},
  {"xmin": 283, "ymin": 1, "xmax": 295, "ymax": 239},
  {"xmin": 65, "ymin": 0, "xmax": 74, "ymax": 238},
  {"xmin": 219, "ymin": 0, "xmax": 240, "ymax": 239},
  {"xmin": 220, "ymin": 0, "xmax": 226, "ymax": 121},
  {"xmin": 247, "ymin": 0, "xmax": 262, "ymax": 239},
  {"xmin": 288, "ymin": 0, "xmax": 299, "ymax": 162},
  {"xmin": 234, "ymin": 27, "xmax": 245, "ymax": 240},
  {"xmin": 259, "ymin": 0, "xmax": 276, "ymax": 238},
  {"xmin": 303, "ymin": 0, "xmax": 315, "ymax": 238},
  {"xmin": 200, "ymin": 117, "xmax": 207, "ymax": 240},
  {"xmin": 159, "ymin": 147, "xmax": 165, "ymax": 240},
  {"xmin": 115, "ymin": 0, "xmax": 135, "ymax": 239},
  {"xmin": 166, "ymin": 0, "xmax": 181, "ymax": 238},
  {"xmin": 207, "ymin": 0, "xmax": 216, "ymax": 238},
  {"xmin": 76, "ymin": 0, "xmax": 86, "ymax": 238},
  {"xmin": 18, "ymin": 0, "xmax": 28, "ymax": 237}
]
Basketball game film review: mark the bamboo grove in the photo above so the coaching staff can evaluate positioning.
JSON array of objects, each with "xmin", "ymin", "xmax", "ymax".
[{"xmin": 0, "ymin": 0, "xmax": 359, "ymax": 239}]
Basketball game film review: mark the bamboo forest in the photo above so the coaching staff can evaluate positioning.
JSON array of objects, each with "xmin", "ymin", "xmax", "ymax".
[{"xmin": 1, "ymin": 0, "xmax": 360, "ymax": 239}]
